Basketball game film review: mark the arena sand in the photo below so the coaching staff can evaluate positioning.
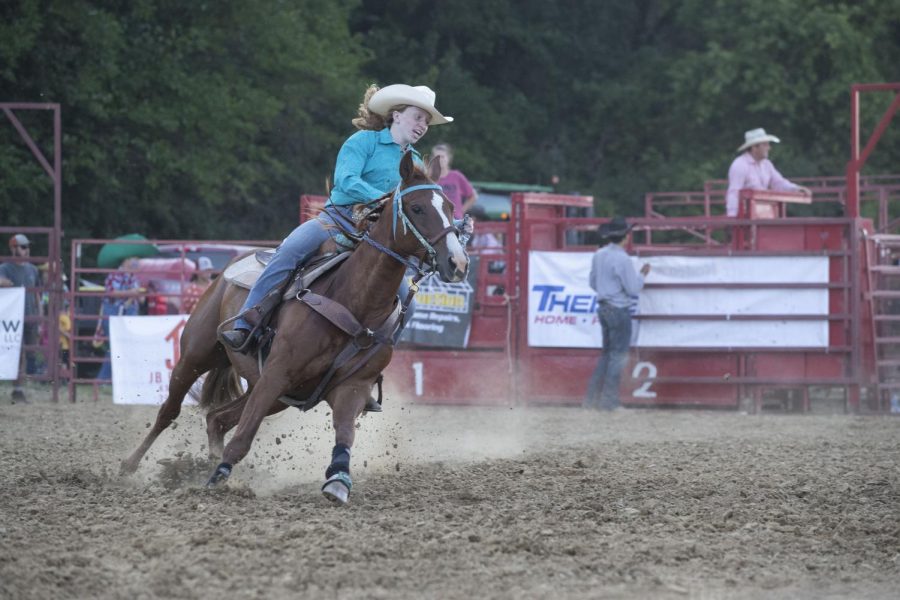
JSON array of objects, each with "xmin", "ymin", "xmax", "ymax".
[{"xmin": 1, "ymin": 383, "xmax": 899, "ymax": 599}]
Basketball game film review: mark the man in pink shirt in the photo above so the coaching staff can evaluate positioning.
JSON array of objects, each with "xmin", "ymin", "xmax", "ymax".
[
  {"xmin": 725, "ymin": 128, "xmax": 811, "ymax": 217},
  {"xmin": 431, "ymin": 143, "xmax": 477, "ymax": 219}
]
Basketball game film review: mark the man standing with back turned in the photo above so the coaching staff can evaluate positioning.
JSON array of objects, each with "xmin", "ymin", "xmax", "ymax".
[{"xmin": 584, "ymin": 218, "xmax": 650, "ymax": 411}]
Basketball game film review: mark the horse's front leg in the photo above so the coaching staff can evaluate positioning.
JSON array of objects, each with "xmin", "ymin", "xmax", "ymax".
[{"xmin": 322, "ymin": 384, "xmax": 367, "ymax": 505}]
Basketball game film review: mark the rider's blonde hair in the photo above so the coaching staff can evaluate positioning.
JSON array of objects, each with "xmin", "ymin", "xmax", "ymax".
[{"xmin": 352, "ymin": 84, "xmax": 408, "ymax": 131}]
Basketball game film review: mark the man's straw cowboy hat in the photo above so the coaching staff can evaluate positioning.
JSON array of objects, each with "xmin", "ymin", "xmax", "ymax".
[{"xmin": 737, "ymin": 128, "xmax": 781, "ymax": 152}]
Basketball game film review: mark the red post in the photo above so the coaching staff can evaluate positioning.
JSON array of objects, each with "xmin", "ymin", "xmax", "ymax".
[
  {"xmin": 2, "ymin": 102, "xmax": 64, "ymax": 401},
  {"xmin": 846, "ymin": 83, "xmax": 900, "ymax": 220}
]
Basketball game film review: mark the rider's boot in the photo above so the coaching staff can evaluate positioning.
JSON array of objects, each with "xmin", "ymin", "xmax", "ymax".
[
  {"xmin": 220, "ymin": 285, "xmax": 287, "ymax": 353},
  {"xmin": 220, "ymin": 328, "xmax": 251, "ymax": 352}
]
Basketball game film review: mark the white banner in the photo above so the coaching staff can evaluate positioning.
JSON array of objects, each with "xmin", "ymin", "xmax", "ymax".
[
  {"xmin": 0, "ymin": 288, "xmax": 25, "ymax": 380},
  {"xmin": 528, "ymin": 252, "xmax": 830, "ymax": 348},
  {"xmin": 109, "ymin": 314, "xmax": 190, "ymax": 404}
]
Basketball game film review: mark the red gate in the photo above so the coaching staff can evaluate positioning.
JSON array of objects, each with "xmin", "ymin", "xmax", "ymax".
[{"xmin": 300, "ymin": 187, "xmax": 881, "ymax": 412}]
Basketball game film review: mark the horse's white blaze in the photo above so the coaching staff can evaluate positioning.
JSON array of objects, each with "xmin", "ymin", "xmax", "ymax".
[
  {"xmin": 431, "ymin": 192, "xmax": 467, "ymax": 268},
  {"xmin": 430, "ymin": 192, "xmax": 453, "ymax": 228}
]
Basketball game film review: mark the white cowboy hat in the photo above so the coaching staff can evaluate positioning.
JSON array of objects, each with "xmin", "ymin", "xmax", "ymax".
[
  {"xmin": 368, "ymin": 84, "xmax": 453, "ymax": 125},
  {"xmin": 737, "ymin": 128, "xmax": 781, "ymax": 152}
]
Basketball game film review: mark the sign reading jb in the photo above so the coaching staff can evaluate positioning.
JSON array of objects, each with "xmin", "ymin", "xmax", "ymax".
[{"xmin": 109, "ymin": 314, "xmax": 188, "ymax": 404}]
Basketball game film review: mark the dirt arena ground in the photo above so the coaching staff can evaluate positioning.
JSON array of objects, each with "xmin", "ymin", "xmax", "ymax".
[{"xmin": 1, "ymin": 384, "xmax": 899, "ymax": 599}]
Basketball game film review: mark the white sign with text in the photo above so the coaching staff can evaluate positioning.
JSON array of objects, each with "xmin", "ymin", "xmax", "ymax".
[
  {"xmin": 0, "ymin": 288, "xmax": 25, "ymax": 380},
  {"xmin": 109, "ymin": 314, "xmax": 189, "ymax": 404},
  {"xmin": 528, "ymin": 252, "xmax": 830, "ymax": 348}
]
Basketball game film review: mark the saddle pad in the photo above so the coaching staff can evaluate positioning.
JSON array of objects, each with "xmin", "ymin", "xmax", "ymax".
[
  {"xmin": 223, "ymin": 253, "xmax": 268, "ymax": 290},
  {"xmin": 223, "ymin": 251, "xmax": 351, "ymax": 292}
]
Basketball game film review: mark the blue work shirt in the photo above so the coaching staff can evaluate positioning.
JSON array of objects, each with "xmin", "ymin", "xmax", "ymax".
[
  {"xmin": 588, "ymin": 243, "xmax": 645, "ymax": 309},
  {"xmin": 327, "ymin": 128, "xmax": 422, "ymax": 207}
]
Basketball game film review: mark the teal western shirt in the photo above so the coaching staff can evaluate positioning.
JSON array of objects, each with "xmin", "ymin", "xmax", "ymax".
[{"xmin": 327, "ymin": 128, "xmax": 422, "ymax": 207}]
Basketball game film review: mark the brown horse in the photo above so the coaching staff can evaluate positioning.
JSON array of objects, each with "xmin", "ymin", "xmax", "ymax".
[{"xmin": 121, "ymin": 152, "xmax": 469, "ymax": 504}]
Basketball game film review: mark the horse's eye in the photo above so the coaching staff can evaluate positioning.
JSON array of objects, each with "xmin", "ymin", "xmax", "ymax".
[{"xmin": 411, "ymin": 205, "xmax": 424, "ymax": 215}]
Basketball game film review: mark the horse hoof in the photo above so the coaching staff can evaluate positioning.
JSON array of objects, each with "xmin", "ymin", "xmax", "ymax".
[
  {"xmin": 205, "ymin": 462, "xmax": 232, "ymax": 488},
  {"xmin": 321, "ymin": 472, "xmax": 352, "ymax": 505},
  {"xmin": 322, "ymin": 481, "xmax": 349, "ymax": 504},
  {"xmin": 119, "ymin": 460, "xmax": 137, "ymax": 476}
]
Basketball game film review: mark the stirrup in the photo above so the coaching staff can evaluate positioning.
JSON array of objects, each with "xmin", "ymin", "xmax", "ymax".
[{"xmin": 219, "ymin": 328, "xmax": 255, "ymax": 354}]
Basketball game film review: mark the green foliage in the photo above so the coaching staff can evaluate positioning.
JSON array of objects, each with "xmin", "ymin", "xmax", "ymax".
[
  {"xmin": 354, "ymin": 0, "xmax": 900, "ymax": 215},
  {"xmin": 1, "ymin": 0, "xmax": 366, "ymax": 241},
  {"xmin": 1, "ymin": 0, "xmax": 898, "ymax": 240}
]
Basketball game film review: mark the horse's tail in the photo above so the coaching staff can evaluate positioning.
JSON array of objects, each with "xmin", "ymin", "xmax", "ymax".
[{"xmin": 197, "ymin": 364, "xmax": 243, "ymax": 411}]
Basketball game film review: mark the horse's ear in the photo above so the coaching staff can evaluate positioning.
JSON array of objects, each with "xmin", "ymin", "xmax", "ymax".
[
  {"xmin": 427, "ymin": 155, "xmax": 442, "ymax": 182},
  {"xmin": 399, "ymin": 151, "xmax": 415, "ymax": 182}
]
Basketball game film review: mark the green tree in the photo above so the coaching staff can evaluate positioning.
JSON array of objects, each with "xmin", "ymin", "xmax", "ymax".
[
  {"xmin": 2, "ymin": 0, "xmax": 898, "ymax": 236},
  {"xmin": 352, "ymin": 0, "xmax": 900, "ymax": 215},
  {"xmin": 1, "ymin": 0, "xmax": 368, "ymax": 241}
]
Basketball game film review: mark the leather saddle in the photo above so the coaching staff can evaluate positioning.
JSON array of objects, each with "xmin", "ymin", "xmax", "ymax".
[
  {"xmin": 220, "ymin": 249, "xmax": 351, "ymax": 347},
  {"xmin": 223, "ymin": 248, "xmax": 350, "ymax": 295}
]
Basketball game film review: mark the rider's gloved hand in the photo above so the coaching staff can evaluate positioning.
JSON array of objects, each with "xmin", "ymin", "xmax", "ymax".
[
  {"xmin": 455, "ymin": 214, "xmax": 474, "ymax": 245},
  {"xmin": 463, "ymin": 214, "xmax": 475, "ymax": 236}
]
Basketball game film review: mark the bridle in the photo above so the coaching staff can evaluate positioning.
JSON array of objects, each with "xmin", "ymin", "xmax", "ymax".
[
  {"xmin": 391, "ymin": 183, "xmax": 458, "ymax": 255},
  {"xmin": 359, "ymin": 182, "xmax": 458, "ymax": 276}
]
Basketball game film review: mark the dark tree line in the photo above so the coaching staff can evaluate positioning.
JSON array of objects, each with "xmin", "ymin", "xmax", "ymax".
[{"xmin": 2, "ymin": 0, "xmax": 899, "ymax": 242}]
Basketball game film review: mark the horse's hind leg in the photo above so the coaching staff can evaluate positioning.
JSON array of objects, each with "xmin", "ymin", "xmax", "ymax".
[
  {"xmin": 206, "ymin": 391, "xmax": 290, "ymax": 459},
  {"xmin": 120, "ymin": 291, "xmax": 227, "ymax": 475},
  {"xmin": 206, "ymin": 392, "xmax": 249, "ymax": 459},
  {"xmin": 206, "ymin": 367, "xmax": 296, "ymax": 486},
  {"xmin": 120, "ymin": 350, "xmax": 224, "ymax": 474},
  {"xmin": 119, "ymin": 360, "xmax": 198, "ymax": 475}
]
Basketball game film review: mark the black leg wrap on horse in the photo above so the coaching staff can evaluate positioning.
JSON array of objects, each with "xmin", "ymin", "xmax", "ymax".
[
  {"xmin": 206, "ymin": 462, "xmax": 232, "ymax": 488},
  {"xmin": 325, "ymin": 444, "xmax": 351, "ymax": 479}
]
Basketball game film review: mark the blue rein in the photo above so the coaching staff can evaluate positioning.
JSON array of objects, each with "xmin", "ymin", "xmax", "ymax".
[{"xmin": 361, "ymin": 232, "xmax": 429, "ymax": 275}]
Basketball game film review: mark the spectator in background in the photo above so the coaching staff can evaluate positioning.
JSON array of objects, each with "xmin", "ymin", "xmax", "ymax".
[
  {"xmin": 431, "ymin": 142, "xmax": 477, "ymax": 219},
  {"xmin": 57, "ymin": 301, "xmax": 71, "ymax": 379},
  {"xmin": 182, "ymin": 256, "xmax": 215, "ymax": 314},
  {"xmin": 96, "ymin": 256, "xmax": 142, "ymax": 381},
  {"xmin": 0, "ymin": 234, "xmax": 41, "ymax": 403},
  {"xmin": 144, "ymin": 281, "xmax": 170, "ymax": 315},
  {"xmin": 726, "ymin": 128, "xmax": 812, "ymax": 217},
  {"xmin": 584, "ymin": 218, "xmax": 650, "ymax": 412},
  {"xmin": 467, "ymin": 205, "xmax": 502, "ymax": 253}
]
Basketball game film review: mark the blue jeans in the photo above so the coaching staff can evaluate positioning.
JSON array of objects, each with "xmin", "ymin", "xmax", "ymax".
[
  {"xmin": 235, "ymin": 205, "xmax": 414, "ymax": 330},
  {"xmin": 584, "ymin": 303, "xmax": 632, "ymax": 409}
]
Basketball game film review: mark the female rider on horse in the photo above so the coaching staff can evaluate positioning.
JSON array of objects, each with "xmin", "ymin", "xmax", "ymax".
[{"xmin": 221, "ymin": 84, "xmax": 459, "ymax": 366}]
